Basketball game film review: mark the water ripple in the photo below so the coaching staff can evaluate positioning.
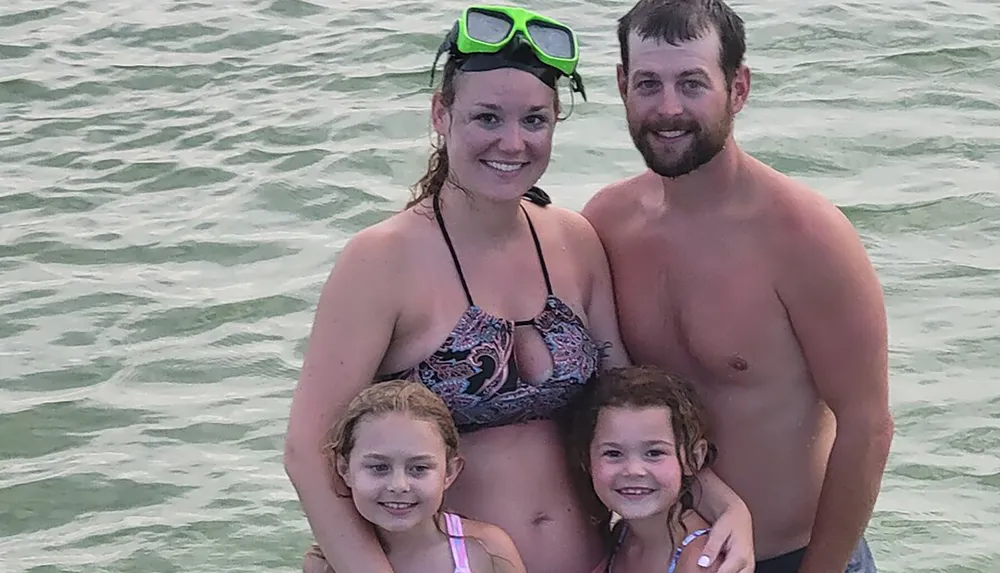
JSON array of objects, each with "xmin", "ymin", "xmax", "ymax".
[{"xmin": 1, "ymin": 0, "xmax": 998, "ymax": 572}]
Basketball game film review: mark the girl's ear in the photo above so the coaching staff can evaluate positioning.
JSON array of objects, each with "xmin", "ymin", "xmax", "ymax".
[
  {"xmin": 336, "ymin": 455, "xmax": 351, "ymax": 487},
  {"xmin": 691, "ymin": 438, "xmax": 709, "ymax": 472},
  {"xmin": 444, "ymin": 455, "xmax": 464, "ymax": 490}
]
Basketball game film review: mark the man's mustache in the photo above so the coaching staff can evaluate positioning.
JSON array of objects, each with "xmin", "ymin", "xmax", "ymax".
[{"xmin": 640, "ymin": 118, "xmax": 700, "ymax": 133}]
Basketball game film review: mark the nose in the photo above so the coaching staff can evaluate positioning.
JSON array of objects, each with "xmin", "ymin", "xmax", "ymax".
[
  {"xmin": 657, "ymin": 88, "xmax": 684, "ymax": 117},
  {"xmin": 496, "ymin": 123, "xmax": 526, "ymax": 153},
  {"xmin": 388, "ymin": 469, "xmax": 410, "ymax": 492},
  {"xmin": 623, "ymin": 456, "xmax": 647, "ymax": 476}
]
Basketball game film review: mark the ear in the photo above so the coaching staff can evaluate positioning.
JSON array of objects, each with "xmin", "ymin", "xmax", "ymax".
[
  {"xmin": 444, "ymin": 455, "xmax": 465, "ymax": 490},
  {"xmin": 728, "ymin": 64, "xmax": 752, "ymax": 114},
  {"xmin": 691, "ymin": 438, "xmax": 709, "ymax": 472},
  {"xmin": 431, "ymin": 91, "xmax": 450, "ymax": 138},
  {"xmin": 616, "ymin": 63, "xmax": 628, "ymax": 103},
  {"xmin": 335, "ymin": 455, "xmax": 352, "ymax": 487}
]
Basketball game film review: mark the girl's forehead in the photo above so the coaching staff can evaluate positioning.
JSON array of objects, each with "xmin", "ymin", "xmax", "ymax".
[
  {"xmin": 595, "ymin": 406, "xmax": 676, "ymax": 435},
  {"xmin": 352, "ymin": 412, "xmax": 444, "ymax": 448}
]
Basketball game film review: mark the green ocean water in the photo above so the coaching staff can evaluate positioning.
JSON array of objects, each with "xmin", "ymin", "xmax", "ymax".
[{"xmin": 1, "ymin": 0, "xmax": 998, "ymax": 571}]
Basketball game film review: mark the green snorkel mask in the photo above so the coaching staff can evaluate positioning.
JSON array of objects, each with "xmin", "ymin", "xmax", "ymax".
[{"xmin": 430, "ymin": 5, "xmax": 587, "ymax": 101}]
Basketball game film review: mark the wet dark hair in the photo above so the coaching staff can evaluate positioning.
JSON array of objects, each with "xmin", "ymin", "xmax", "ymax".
[
  {"xmin": 408, "ymin": 55, "xmax": 562, "ymax": 210},
  {"xmin": 617, "ymin": 0, "xmax": 746, "ymax": 87},
  {"xmin": 570, "ymin": 365, "xmax": 716, "ymax": 547}
]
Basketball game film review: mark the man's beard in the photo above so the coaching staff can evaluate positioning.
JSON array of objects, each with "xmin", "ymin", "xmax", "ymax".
[{"xmin": 628, "ymin": 100, "xmax": 734, "ymax": 179}]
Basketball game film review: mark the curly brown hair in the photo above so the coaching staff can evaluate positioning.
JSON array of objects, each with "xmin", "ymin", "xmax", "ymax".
[{"xmin": 569, "ymin": 365, "xmax": 716, "ymax": 545}]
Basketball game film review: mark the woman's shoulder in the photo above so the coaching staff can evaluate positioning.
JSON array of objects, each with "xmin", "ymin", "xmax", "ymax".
[
  {"xmin": 341, "ymin": 208, "xmax": 413, "ymax": 248},
  {"xmin": 320, "ymin": 209, "xmax": 437, "ymax": 308},
  {"xmin": 335, "ymin": 208, "xmax": 433, "ymax": 267},
  {"xmin": 522, "ymin": 195, "xmax": 603, "ymax": 251}
]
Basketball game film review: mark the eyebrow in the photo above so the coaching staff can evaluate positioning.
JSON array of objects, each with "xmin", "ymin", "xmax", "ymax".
[
  {"xmin": 631, "ymin": 70, "xmax": 659, "ymax": 81},
  {"xmin": 678, "ymin": 68, "xmax": 711, "ymax": 81},
  {"xmin": 598, "ymin": 440, "xmax": 675, "ymax": 448},
  {"xmin": 360, "ymin": 453, "xmax": 436, "ymax": 462},
  {"xmin": 632, "ymin": 68, "xmax": 711, "ymax": 82},
  {"xmin": 472, "ymin": 102, "xmax": 550, "ymax": 113}
]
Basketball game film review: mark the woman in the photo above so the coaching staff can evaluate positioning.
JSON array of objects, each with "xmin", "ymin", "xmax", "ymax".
[{"xmin": 285, "ymin": 5, "xmax": 751, "ymax": 573}]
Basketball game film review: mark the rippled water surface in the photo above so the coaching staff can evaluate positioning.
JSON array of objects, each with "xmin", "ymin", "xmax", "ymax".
[{"xmin": 2, "ymin": 0, "xmax": 998, "ymax": 571}]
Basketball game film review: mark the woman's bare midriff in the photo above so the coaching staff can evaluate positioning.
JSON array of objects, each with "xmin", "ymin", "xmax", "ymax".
[{"xmin": 444, "ymin": 420, "xmax": 605, "ymax": 573}]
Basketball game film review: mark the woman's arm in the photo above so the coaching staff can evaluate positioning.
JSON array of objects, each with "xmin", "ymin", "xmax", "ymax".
[
  {"xmin": 284, "ymin": 228, "xmax": 404, "ymax": 573},
  {"xmin": 575, "ymin": 213, "xmax": 632, "ymax": 369},
  {"xmin": 466, "ymin": 521, "xmax": 528, "ymax": 573}
]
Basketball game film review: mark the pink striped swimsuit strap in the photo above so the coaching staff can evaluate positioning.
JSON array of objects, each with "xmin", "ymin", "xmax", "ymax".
[{"xmin": 443, "ymin": 512, "xmax": 473, "ymax": 573}]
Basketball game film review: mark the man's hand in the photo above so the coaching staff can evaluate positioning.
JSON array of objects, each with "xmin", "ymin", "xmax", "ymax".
[{"xmin": 699, "ymin": 500, "xmax": 755, "ymax": 573}]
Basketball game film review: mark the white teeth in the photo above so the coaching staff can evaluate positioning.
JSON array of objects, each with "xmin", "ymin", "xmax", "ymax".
[
  {"xmin": 617, "ymin": 488, "xmax": 653, "ymax": 496},
  {"xmin": 657, "ymin": 130, "xmax": 687, "ymax": 138},
  {"xmin": 381, "ymin": 502, "xmax": 415, "ymax": 509},
  {"xmin": 484, "ymin": 160, "xmax": 524, "ymax": 172}
]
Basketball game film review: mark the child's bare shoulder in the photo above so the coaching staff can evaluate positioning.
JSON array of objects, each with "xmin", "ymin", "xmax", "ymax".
[
  {"xmin": 461, "ymin": 518, "xmax": 527, "ymax": 573},
  {"xmin": 674, "ymin": 513, "xmax": 719, "ymax": 573}
]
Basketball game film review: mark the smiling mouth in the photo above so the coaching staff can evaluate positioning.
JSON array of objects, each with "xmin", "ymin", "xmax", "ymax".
[
  {"xmin": 615, "ymin": 487, "xmax": 655, "ymax": 497},
  {"xmin": 379, "ymin": 501, "xmax": 418, "ymax": 512},
  {"xmin": 483, "ymin": 160, "xmax": 526, "ymax": 173},
  {"xmin": 653, "ymin": 130, "xmax": 690, "ymax": 140}
]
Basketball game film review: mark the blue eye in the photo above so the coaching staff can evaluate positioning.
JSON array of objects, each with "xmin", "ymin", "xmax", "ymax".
[
  {"xmin": 523, "ymin": 114, "xmax": 551, "ymax": 130},
  {"xmin": 475, "ymin": 113, "xmax": 501, "ymax": 126}
]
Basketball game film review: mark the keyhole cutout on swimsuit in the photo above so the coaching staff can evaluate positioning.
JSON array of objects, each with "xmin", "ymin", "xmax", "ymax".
[{"xmin": 513, "ymin": 323, "xmax": 555, "ymax": 385}]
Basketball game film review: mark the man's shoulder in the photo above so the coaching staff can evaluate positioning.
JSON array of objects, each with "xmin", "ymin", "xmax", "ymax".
[
  {"xmin": 749, "ymin": 160, "xmax": 854, "ymax": 242},
  {"xmin": 752, "ymin": 162, "xmax": 870, "ymax": 273},
  {"xmin": 582, "ymin": 172, "xmax": 652, "ymax": 232},
  {"xmin": 585, "ymin": 172, "xmax": 650, "ymax": 211}
]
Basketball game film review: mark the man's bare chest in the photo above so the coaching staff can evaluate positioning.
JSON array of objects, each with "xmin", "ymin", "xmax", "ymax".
[{"xmin": 611, "ymin": 234, "xmax": 797, "ymax": 386}]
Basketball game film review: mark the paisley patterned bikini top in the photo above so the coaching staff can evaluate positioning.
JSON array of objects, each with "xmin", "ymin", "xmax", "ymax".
[{"xmin": 376, "ymin": 190, "xmax": 603, "ymax": 433}]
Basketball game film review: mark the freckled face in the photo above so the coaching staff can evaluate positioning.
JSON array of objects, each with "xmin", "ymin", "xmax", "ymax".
[
  {"xmin": 338, "ymin": 412, "xmax": 459, "ymax": 532},
  {"xmin": 589, "ymin": 407, "xmax": 684, "ymax": 520},
  {"xmin": 433, "ymin": 68, "xmax": 557, "ymax": 202}
]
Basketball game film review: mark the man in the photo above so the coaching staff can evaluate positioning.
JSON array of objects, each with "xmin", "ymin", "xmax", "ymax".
[{"xmin": 581, "ymin": 1, "xmax": 894, "ymax": 572}]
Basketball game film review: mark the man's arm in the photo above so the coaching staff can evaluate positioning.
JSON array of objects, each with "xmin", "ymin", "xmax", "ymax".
[
  {"xmin": 583, "ymin": 183, "xmax": 754, "ymax": 573},
  {"xmin": 778, "ymin": 199, "xmax": 894, "ymax": 573},
  {"xmin": 693, "ymin": 467, "xmax": 755, "ymax": 573}
]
